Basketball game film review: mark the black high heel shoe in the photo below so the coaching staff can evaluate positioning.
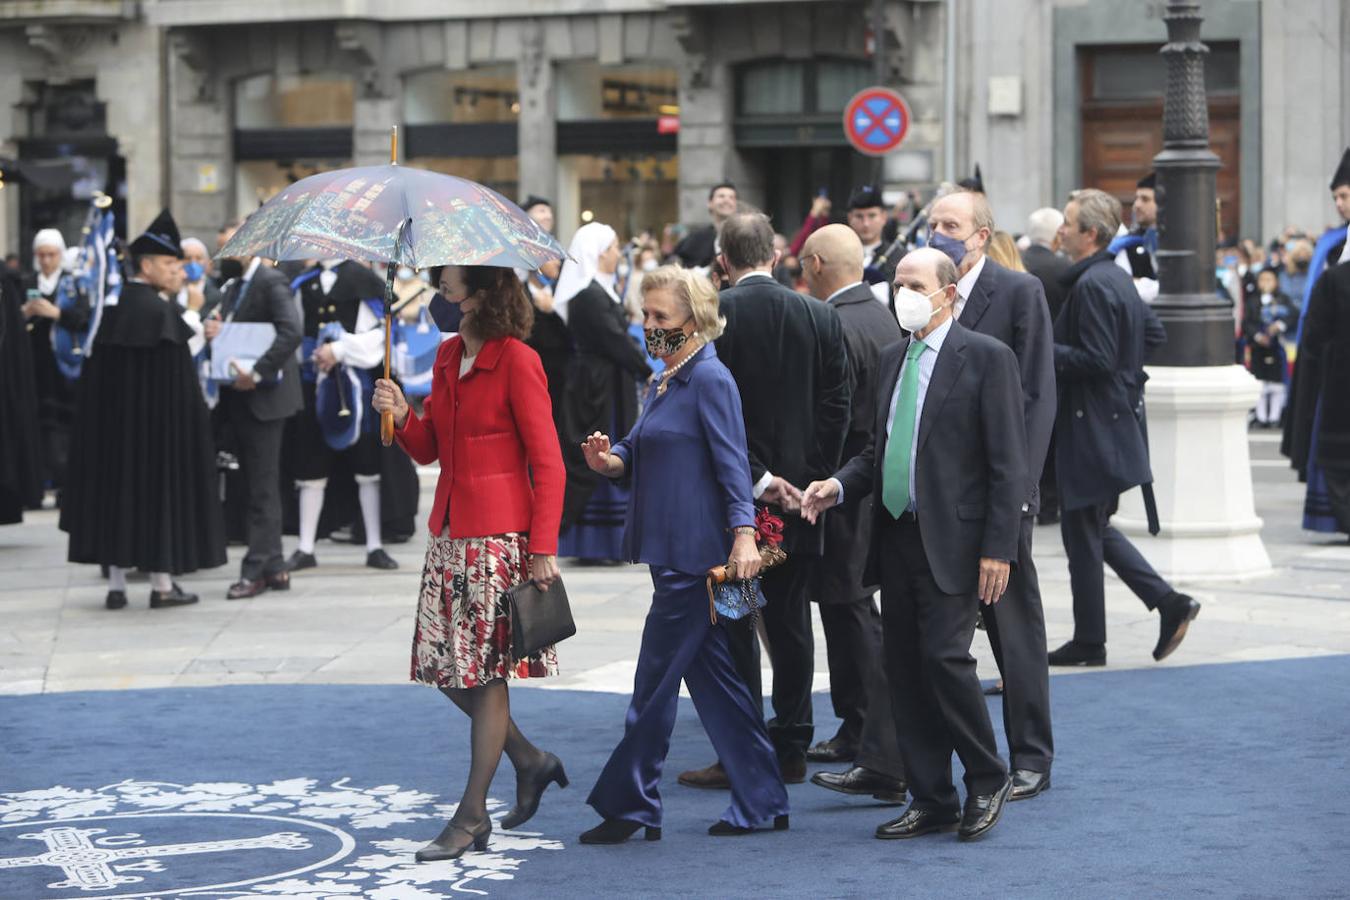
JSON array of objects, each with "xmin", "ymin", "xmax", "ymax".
[
  {"xmin": 708, "ymin": 814, "xmax": 790, "ymax": 836},
  {"xmin": 578, "ymin": 818, "xmax": 661, "ymax": 845},
  {"xmin": 414, "ymin": 819, "xmax": 492, "ymax": 862},
  {"xmin": 500, "ymin": 753, "xmax": 569, "ymax": 830}
]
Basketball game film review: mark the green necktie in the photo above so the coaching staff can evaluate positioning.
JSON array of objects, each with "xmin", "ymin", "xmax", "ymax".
[{"xmin": 882, "ymin": 338, "xmax": 927, "ymax": 518}]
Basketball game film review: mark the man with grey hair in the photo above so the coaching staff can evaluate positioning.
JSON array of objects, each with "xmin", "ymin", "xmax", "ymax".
[
  {"xmin": 1022, "ymin": 207, "xmax": 1070, "ymax": 527},
  {"xmin": 678, "ymin": 210, "xmax": 851, "ymax": 788},
  {"xmin": 801, "ymin": 245, "xmax": 1028, "ymax": 842},
  {"xmin": 926, "ymin": 188, "xmax": 1058, "ymax": 802},
  {"xmin": 1051, "ymin": 188, "xmax": 1199, "ymax": 667}
]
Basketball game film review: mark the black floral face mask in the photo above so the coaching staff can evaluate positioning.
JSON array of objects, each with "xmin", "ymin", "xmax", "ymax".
[{"xmin": 644, "ymin": 322, "xmax": 692, "ymax": 358}]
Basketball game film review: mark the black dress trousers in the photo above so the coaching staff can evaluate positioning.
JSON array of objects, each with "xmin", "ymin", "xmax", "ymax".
[
  {"xmin": 1061, "ymin": 498, "xmax": 1173, "ymax": 646},
  {"xmin": 725, "ymin": 553, "xmax": 817, "ymax": 763},
  {"xmin": 981, "ymin": 515, "xmax": 1054, "ymax": 773},
  {"xmin": 879, "ymin": 514, "xmax": 1007, "ymax": 814},
  {"xmin": 223, "ymin": 390, "xmax": 288, "ymax": 581},
  {"xmin": 817, "ymin": 596, "xmax": 885, "ymax": 748}
]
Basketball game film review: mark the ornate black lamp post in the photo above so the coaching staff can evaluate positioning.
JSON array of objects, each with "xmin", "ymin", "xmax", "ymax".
[{"xmin": 1152, "ymin": 0, "xmax": 1230, "ymax": 366}]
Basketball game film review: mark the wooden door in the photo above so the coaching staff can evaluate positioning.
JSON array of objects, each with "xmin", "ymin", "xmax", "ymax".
[{"xmin": 1080, "ymin": 44, "xmax": 1241, "ymax": 241}]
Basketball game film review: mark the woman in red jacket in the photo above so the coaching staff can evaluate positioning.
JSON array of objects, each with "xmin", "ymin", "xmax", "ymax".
[{"xmin": 373, "ymin": 265, "xmax": 567, "ymax": 863}]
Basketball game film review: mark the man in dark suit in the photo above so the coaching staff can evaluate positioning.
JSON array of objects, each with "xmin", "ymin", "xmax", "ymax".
[
  {"xmin": 798, "ymin": 224, "xmax": 905, "ymax": 796},
  {"xmin": 673, "ymin": 182, "xmax": 738, "ymax": 269},
  {"xmin": 1021, "ymin": 207, "xmax": 1071, "ymax": 526},
  {"xmin": 1049, "ymin": 189, "xmax": 1200, "ymax": 666},
  {"xmin": 679, "ymin": 211, "xmax": 851, "ymax": 787},
  {"xmin": 926, "ymin": 188, "xmax": 1057, "ymax": 802},
  {"xmin": 206, "ymin": 232, "xmax": 303, "ymax": 600},
  {"xmin": 803, "ymin": 246, "xmax": 1026, "ymax": 842}
]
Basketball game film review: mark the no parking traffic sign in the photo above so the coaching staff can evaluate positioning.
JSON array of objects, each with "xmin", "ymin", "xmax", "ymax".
[{"xmin": 844, "ymin": 87, "xmax": 911, "ymax": 157}]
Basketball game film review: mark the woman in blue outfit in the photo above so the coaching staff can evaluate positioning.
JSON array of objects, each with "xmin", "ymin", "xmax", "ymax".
[{"xmin": 577, "ymin": 265, "xmax": 790, "ymax": 844}]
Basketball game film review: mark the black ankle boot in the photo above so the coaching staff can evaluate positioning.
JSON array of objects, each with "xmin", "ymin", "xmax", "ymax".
[
  {"xmin": 501, "ymin": 753, "xmax": 569, "ymax": 830},
  {"xmin": 414, "ymin": 819, "xmax": 491, "ymax": 862},
  {"xmin": 579, "ymin": 818, "xmax": 661, "ymax": 845}
]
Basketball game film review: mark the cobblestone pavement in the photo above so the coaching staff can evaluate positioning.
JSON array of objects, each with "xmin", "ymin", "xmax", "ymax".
[{"xmin": 2, "ymin": 433, "xmax": 1347, "ymax": 697}]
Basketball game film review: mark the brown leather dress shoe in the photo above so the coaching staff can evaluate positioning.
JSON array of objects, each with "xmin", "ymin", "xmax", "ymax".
[
  {"xmin": 265, "ymin": 571, "xmax": 290, "ymax": 591},
  {"xmin": 227, "ymin": 578, "xmax": 268, "ymax": 600},
  {"xmin": 678, "ymin": 762, "xmax": 729, "ymax": 789}
]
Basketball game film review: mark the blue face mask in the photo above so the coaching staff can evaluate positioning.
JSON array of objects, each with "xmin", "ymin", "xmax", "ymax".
[
  {"xmin": 928, "ymin": 230, "xmax": 969, "ymax": 267},
  {"xmin": 183, "ymin": 261, "xmax": 205, "ymax": 282}
]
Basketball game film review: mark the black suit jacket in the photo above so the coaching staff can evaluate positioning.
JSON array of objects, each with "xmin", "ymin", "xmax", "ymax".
[
  {"xmin": 1021, "ymin": 244, "xmax": 1070, "ymax": 324},
  {"xmin": 1053, "ymin": 251, "xmax": 1165, "ymax": 510},
  {"xmin": 959, "ymin": 257, "xmax": 1057, "ymax": 515},
  {"xmin": 816, "ymin": 282, "xmax": 902, "ymax": 600},
  {"xmin": 836, "ymin": 322, "xmax": 1028, "ymax": 596},
  {"xmin": 717, "ymin": 273, "xmax": 851, "ymax": 555},
  {"xmin": 218, "ymin": 263, "xmax": 303, "ymax": 422}
]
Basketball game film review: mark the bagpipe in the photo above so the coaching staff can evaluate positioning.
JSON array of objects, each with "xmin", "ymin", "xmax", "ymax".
[
  {"xmin": 52, "ymin": 194, "xmax": 119, "ymax": 378},
  {"xmin": 393, "ymin": 301, "xmax": 444, "ymax": 398},
  {"xmin": 313, "ymin": 319, "xmax": 371, "ymax": 452}
]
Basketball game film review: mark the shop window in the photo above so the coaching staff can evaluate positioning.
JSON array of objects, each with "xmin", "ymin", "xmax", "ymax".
[
  {"xmin": 736, "ymin": 58, "xmax": 871, "ymax": 118},
  {"xmin": 559, "ymin": 154, "xmax": 678, "ymax": 242},
  {"xmin": 403, "ymin": 66, "xmax": 519, "ymax": 125},
  {"xmin": 557, "ymin": 63, "xmax": 678, "ymax": 121},
  {"xmin": 409, "ymin": 156, "xmax": 520, "ymax": 202},
  {"xmin": 1087, "ymin": 43, "xmax": 1239, "ymax": 101},
  {"xmin": 234, "ymin": 74, "xmax": 354, "ymax": 129}
]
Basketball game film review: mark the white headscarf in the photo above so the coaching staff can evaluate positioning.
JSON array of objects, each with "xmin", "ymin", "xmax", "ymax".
[
  {"xmin": 33, "ymin": 228, "xmax": 68, "ymax": 294},
  {"xmin": 553, "ymin": 222, "xmax": 618, "ymax": 324}
]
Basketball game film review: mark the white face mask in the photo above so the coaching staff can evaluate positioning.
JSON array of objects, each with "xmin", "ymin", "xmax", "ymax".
[
  {"xmin": 894, "ymin": 286, "xmax": 948, "ymax": 332},
  {"xmin": 641, "ymin": 258, "xmax": 659, "ymax": 272}
]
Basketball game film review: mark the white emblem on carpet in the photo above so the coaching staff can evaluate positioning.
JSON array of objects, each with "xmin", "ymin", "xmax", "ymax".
[{"xmin": 0, "ymin": 779, "xmax": 563, "ymax": 898}]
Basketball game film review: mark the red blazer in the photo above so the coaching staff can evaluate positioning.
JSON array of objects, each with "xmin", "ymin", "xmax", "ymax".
[{"xmin": 395, "ymin": 335, "xmax": 565, "ymax": 555}]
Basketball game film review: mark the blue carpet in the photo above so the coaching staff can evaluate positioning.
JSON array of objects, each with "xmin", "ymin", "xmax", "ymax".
[{"xmin": 3, "ymin": 656, "xmax": 1349, "ymax": 899}]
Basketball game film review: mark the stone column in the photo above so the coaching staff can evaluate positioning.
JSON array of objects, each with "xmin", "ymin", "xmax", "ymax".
[
  {"xmin": 517, "ymin": 19, "xmax": 557, "ymax": 211},
  {"xmin": 1115, "ymin": 1, "xmax": 1270, "ymax": 580},
  {"xmin": 99, "ymin": 22, "xmax": 165, "ymax": 234},
  {"xmin": 167, "ymin": 31, "xmax": 232, "ymax": 242}
]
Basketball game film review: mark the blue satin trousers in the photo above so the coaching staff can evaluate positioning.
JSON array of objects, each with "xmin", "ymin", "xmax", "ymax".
[{"xmin": 586, "ymin": 566, "xmax": 789, "ymax": 828}]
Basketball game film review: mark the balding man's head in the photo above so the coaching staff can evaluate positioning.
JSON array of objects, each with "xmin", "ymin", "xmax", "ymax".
[
  {"xmin": 800, "ymin": 223, "xmax": 864, "ymax": 300},
  {"xmin": 893, "ymin": 247, "xmax": 958, "ymax": 335},
  {"xmin": 928, "ymin": 189, "xmax": 994, "ymax": 274}
]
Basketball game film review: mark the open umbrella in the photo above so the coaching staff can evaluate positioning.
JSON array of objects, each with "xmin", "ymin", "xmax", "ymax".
[{"xmin": 216, "ymin": 129, "xmax": 566, "ymax": 444}]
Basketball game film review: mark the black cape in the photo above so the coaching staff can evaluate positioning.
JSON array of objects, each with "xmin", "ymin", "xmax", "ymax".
[
  {"xmin": 1283, "ymin": 260, "xmax": 1350, "ymax": 474},
  {"xmin": 60, "ymin": 281, "xmax": 226, "ymax": 573},
  {"xmin": 0, "ymin": 272, "xmax": 44, "ymax": 523}
]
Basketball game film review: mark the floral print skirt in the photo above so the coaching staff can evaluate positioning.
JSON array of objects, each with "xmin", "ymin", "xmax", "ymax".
[{"xmin": 410, "ymin": 529, "xmax": 559, "ymax": 689}]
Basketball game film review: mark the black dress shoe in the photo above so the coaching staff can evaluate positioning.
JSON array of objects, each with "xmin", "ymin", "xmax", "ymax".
[
  {"xmin": 1009, "ymin": 769, "xmax": 1050, "ymax": 801},
  {"xmin": 1047, "ymin": 640, "xmax": 1106, "ymax": 667},
  {"xmin": 500, "ymin": 753, "xmax": 569, "ymax": 830},
  {"xmin": 227, "ymin": 578, "xmax": 268, "ymax": 600},
  {"xmin": 265, "ymin": 571, "xmax": 290, "ymax": 591},
  {"xmin": 708, "ymin": 814, "xmax": 789, "ymax": 835},
  {"xmin": 149, "ymin": 584, "xmax": 199, "ymax": 609},
  {"xmin": 679, "ymin": 762, "xmax": 729, "ymax": 789},
  {"xmin": 414, "ymin": 819, "xmax": 491, "ymax": 862},
  {"xmin": 105, "ymin": 590, "xmax": 127, "ymax": 610},
  {"xmin": 366, "ymin": 548, "xmax": 398, "ymax": 570},
  {"xmin": 579, "ymin": 818, "xmax": 660, "ymax": 844},
  {"xmin": 959, "ymin": 778, "xmax": 1012, "ymax": 841},
  {"xmin": 811, "ymin": 766, "xmax": 908, "ymax": 803},
  {"xmin": 286, "ymin": 550, "xmax": 317, "ymax": 572},
  {"xmin": 806, "ymin": 736, "xmax": 858, "ymax": 763},
  {"xmin": 875, "ymin": 807, "xmax": 960, "ymax": 840},
  {"xmin": 1153, "ymin": 592, "xmax": 1201, "ymax": 661}
]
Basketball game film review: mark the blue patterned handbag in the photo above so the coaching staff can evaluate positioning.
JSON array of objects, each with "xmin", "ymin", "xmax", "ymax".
[{"xmin": 704, "ymin": 508, "xmax": 787, "ymax": 624}]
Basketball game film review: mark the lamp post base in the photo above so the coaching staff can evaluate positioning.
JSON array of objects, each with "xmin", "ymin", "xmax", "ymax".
[{"xmin": 1113, "ymin": 364, "xmax": 1273, "ymax": 581}]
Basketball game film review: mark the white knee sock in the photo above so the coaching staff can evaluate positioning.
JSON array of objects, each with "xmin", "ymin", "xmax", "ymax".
[
  {"xmin": 149, "ymin": 572, "xmax": 172, "ymax": 592},
  {"xmin": 356, "ymin": 474, "xmax": 383, "ymax": 552},
  {"xmin": 108, "ymin": 566, "xmax": 128, "ymax": 592},
  {"xmin": 297, "ymin": 479, "xmax": 327, "ymax": 554}
]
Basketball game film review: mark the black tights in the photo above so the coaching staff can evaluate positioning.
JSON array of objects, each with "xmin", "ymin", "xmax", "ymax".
[{"xmin": 440, "ymin": 680, "xmax": 544, "ymax": 823}]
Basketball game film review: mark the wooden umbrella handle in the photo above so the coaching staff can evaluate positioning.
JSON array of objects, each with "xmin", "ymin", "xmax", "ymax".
[{"xmin": 380, "ymin": 310, "xmax": 395, "ymax": 446}]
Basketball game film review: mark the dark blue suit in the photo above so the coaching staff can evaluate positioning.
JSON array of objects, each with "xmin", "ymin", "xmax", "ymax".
[{"xmin": 587, "ymin": 343, "xmax": 788, "ymax": 828}]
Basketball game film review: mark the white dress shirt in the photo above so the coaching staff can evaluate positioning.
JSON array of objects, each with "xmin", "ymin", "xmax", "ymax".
[
  {"xmin": 830, "ymin": 315, "xmax": 954, "ymax": 510},
  {"xmin": 954, "ymin": 254, "xmax": 986, "ymax": 322}
]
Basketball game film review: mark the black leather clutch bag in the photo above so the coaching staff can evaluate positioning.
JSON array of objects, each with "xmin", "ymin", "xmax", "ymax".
[{"xmin": 506, "ymin": 577, "xmax": 576, "ymax": 659}]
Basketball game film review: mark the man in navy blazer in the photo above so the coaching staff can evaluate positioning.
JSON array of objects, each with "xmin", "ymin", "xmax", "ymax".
[
  {"xmin": 1049, "ymin": 189, "xmax": 1199, "ymax": 667},
  {"xmin": 931, "ymin": 189, "xmax": 1057, "ymax": 801},
  {"xmin": 804, "ymin": 247, "xmax": 1027, "ymax": 843}
]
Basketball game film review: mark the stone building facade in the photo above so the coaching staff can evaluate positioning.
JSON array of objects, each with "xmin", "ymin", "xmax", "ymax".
[{"xmin": 1, "ymin": 0, "xmax": 1347, "ymax": 259}]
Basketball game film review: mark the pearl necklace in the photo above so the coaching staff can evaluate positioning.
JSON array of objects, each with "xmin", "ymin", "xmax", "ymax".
[{"xmin": 655, "ymin": 339, "xmax": 705, "ymax": 396}]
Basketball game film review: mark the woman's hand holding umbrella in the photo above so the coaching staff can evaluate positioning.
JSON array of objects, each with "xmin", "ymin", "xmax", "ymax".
[{"xmin": 372, "ymin": 378, "xmax": 410, "ymax": 430}]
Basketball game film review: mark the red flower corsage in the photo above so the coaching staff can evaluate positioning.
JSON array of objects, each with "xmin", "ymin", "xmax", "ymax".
[{"xmin": 755, "ymin": 507, "xmax": 785, "ymax": 547}]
